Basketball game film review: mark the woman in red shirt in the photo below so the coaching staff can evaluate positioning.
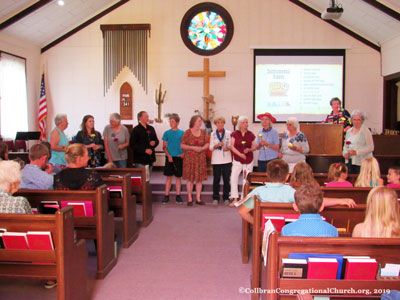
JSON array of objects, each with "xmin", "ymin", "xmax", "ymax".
[{"xmin": 230, "ymin": 116, "xmax": 256, "ymax": 204}]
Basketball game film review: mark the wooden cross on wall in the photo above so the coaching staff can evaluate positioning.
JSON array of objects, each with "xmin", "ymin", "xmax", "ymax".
[{"xmin": 188, "ymin": 58, "xmax": 226, "ymax": 121}]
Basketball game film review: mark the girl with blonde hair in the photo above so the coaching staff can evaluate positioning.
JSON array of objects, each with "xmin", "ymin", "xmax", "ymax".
[
  {"xmin": 352, "ymin": 187, "xmax": 400, "ymax": 237},
  {"xmin": 326, "ymin": 162, "xmax": 353, "ymax": 187},
  {"xmin": 354, "ymin": 157, "xmax": 384, "ymax": 187}
]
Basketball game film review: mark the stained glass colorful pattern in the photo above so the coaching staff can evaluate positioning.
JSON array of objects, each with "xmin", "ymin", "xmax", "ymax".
[{"xmin": 188, "ymin": 11, "xmax": 227, "ymax": 50}]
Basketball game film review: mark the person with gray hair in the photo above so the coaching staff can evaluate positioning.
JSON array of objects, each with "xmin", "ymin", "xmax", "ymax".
[
  {"xmin": 103, "ymin": 113, "xmax": 130, "ymax": 168},
  {"xmin": 0, "ymin": 160, "xmax": 32, "ymax": 214},
  {"xmin": 279, "ymin": 117, "xmax": 310, "ymax": 173},
  {"xmin": 342, "ymin": 110, "xmax": 374, "ymax": 174},
  {"xmin": 230, "ymin": 115, "xmax": 256, "ymax": 204},
  {"xmin": 48, "ymin": 114, "xmax": 69, "ymax": 166}
]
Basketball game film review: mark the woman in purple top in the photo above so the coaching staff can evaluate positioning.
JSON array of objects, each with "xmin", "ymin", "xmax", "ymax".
[{"xmin": 230, "ymin": 116, "xmax": 256, "ymax": 203}]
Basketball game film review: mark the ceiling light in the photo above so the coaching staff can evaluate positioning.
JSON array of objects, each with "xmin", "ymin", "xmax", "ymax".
[{"xmin": 57, "ymin": 0, "xmax": 65, "ymax": 6}]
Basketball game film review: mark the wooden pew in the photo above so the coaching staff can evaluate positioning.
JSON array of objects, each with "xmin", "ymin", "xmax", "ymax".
[
  {"xmin": 102, "ymin": 174, "xmax": 139, "ymax": 248},
  {"xmin": 260, "ymin": 234, "xmax": 400, "ymax": 300},
  {"xmin": 0, "ymin": 207, "xmax": 87, "ymax": 300},
  {"xmin": 245, "ymin": 172, "xmax": 399, "ymax": 205},
  {"xmin": 95, "ymin": 168, "xmax": 153, "ymax": 227},
  {"xmin": 251, "ymin": 198, "xmax": 400, "ymax": 300},
  {"xmin": 241, "ymin": 180, "xmax": 369, "ymax": 264},
  {"xmin": 247, "ymin": 172, "xmax": 389, "ymax": 187},
  {"xmin": 15, "ymin": 186, "xmax": 117, "ymax": 279}
]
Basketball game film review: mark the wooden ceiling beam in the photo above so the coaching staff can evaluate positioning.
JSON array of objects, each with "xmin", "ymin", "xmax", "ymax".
[{"xmin": 0, "ymin": 0, "xmax": 52, "ymax": 30}]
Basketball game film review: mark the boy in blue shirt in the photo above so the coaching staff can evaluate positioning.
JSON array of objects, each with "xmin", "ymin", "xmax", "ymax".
[
  {"xmin": 162, "ymin": 114, "xmax": 185, "ymax": 204},
  {"xmin": 239, "ymin": 159, "xmax": 295, "ymax": 223},
  {"xmin": 282, "ymin": 184, "xmax": 338, "ymax": 237}
]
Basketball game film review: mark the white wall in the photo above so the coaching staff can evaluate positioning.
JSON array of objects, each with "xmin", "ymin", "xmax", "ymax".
[
  {"xmin": 39, "ymin": 0, "xmax": 383, "ymax": 145},
  {"xmin": 0, "ymin": 32, "xmax": 41, "ymax": 136},
  {"xmin": 382, "ymin": 35, "xmax": 400, "ymax": 77}
]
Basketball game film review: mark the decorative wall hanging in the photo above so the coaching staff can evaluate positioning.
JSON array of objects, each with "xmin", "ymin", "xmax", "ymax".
[
  {"xmin": 180, "ymin": 2, "xmax": 234, "ymax": 56},
  {"xmin": 120, "ymin": 82, "xmax": 133, "ymax": 120},
  {"xmin": 101, "ymin": 24, "xmax": 151, "ymax": 95}
]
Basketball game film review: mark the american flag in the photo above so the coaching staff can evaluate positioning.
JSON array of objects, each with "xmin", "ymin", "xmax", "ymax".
[{"xmin": 38, "ymin": 74, "xmax": 47, "ymax": 140}]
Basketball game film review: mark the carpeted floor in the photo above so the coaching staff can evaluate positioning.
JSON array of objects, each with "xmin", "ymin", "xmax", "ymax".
[{"xmin": 0, "ymin": 197, "xmax": 251, "ymax": 299}]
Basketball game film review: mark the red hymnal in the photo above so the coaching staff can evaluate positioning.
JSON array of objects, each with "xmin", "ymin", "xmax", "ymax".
[
  {"xmin": 344, "ymin": 258, "xmax": 378, "ymax": 280},
  {"xmin": 61, "ymin": 201, "xmax": 93, "ymax": 217},
  {"xmin": 26, "ymin": 231, "xmax": 54, "ymax": 250},
  {"xmin": 2, "ymin": 232, "xmax": 29, "ymax": 249},
  {"xmin": 130, "ymin": 176, "xmax": 141, "ymax": 186},
  {"xmin": 107, "ymin": 186, "xmax": 123, "ymax": 198},
  {"xmin": 307, "ymin": 257, "xmax": 338, "ymax": 279}
]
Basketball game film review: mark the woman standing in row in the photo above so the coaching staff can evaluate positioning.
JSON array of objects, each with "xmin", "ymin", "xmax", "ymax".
[
  {"xmin": 48, "ymin": 114, "xmax": 69, "ymax": 167},
  {"xmin": 103, "ymin": 113, "xmax": 130, "ymax": 168},
  {"xmin": 230, "ymin": 116, "xmax": 256, "ymax": 203},
  {"xmin": 181, "ymin": 115, "xmax": 209, "ymax": 206},
  {"xmin": 75, "ymin": 115, "xmax": 103, "ymax": 167}
]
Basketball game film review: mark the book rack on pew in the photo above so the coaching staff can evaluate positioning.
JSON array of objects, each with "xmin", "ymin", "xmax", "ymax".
[
  {"xmin": 259, "ymin": 233, "xmax": 400, "ymax": 300},
  {"xmin": 0, "ymin": 207, "xmax": 87, "ymax": 300},
  {"xmin": 15, "ymin": 185, "xmax": 117, "ymax": 279},
  {"xmin": 95, "ymin": 167, "xmax": 153, "ymax": 227},
  {"xmin": 102, "ymin": 174, "xmax": 138, "ymax": 248}
]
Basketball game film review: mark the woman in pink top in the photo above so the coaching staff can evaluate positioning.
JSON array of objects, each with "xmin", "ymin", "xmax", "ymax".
[
  {"xmin": 325, "ymin": 162, "xmax": 353, "ymax": 187},
  {"xmin": 387, "ymin": 166, "xmax": 400, "ymax": 188}
]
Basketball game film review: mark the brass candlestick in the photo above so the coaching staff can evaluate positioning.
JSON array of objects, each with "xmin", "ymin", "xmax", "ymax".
[{"xmin": 232, "ymin": 115, "xmax": 239, "ymax": 131}]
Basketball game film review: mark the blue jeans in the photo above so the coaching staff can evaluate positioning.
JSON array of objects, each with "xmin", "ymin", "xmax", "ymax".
[
  {"xmin": 258, "ymin": 159, "xmax": 277, "ymax": 173},
  {"xmin": 113, "ymin": 160, "xmax": 127, "ymax": 168}
]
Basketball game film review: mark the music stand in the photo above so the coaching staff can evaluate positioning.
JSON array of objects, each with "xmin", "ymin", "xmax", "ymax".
[{"xmin": 15, "ymin": 131, "xmax": 41, "ymax": 141}]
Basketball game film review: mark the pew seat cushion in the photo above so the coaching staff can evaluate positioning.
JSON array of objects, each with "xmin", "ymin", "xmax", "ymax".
[{"xmin": 243, "ymin": 183, "xmax": 295, "ymax": 209}]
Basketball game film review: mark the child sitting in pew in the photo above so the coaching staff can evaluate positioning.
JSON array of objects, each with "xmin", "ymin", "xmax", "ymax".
[
  {"xmin": 387, "ymin": 166, "xmax": 400, "ymax": 188},
  {"xmin": 352, "ymin": 187, "xmax": 400, "ymax": 238},
  {"xmin": 354, "ymin": 157, "xmax": 384, "ymax": 187},
  {"xmin": 238, "ymin": 159, "xmax": 356, "ymax": 224},
  {"xmin": 325, "ymin": 162, "xmax": 353, "ymax": 187},
  {"xmin": 289, "ymin": 162, "xmax": 320, "ymax": 189},
  {"xmin": 281, "ymin": 184, "xmax": 338, "ymax": 237}
]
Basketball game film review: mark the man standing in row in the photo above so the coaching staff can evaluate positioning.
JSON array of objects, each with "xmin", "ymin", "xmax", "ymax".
[{"xmin": 129, "ymin": 111, "xmax": 159, "ymax": 173}]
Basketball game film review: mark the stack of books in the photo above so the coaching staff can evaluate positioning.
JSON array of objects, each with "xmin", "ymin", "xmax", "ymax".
[{"xmin": 281, "ymin": 254, "xmax": 380, "ymax": 280}]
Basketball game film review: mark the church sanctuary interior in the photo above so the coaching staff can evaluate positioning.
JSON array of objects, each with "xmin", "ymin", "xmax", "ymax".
[{"xmin": 1, "ymin": 0, "xmax": 400, "ymax": 299}]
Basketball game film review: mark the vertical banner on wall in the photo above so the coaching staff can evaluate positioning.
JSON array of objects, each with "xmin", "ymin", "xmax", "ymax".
[{"xmin": 120, "ymin": 82, "xmax": 132, "ymax": 120}]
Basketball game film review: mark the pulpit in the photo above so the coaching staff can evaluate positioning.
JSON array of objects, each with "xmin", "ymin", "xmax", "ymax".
[
  {"xmin": 300, "ymin": 123, "xmax": 343, "ymax": 155},
  {"xmin": 301, "ymin": 123, "xmax": 344, "ymax": 173}
]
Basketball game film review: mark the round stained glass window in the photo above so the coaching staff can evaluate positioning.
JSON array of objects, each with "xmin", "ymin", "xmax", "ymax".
[{"xmin": 181, "ymin": 2, "xmax": 234, "ymax": 56}]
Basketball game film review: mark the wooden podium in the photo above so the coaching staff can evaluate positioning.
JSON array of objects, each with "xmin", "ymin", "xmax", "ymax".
[{"xmin": 301, "ymin": 123, "xmax": 343, "ymax": 155}]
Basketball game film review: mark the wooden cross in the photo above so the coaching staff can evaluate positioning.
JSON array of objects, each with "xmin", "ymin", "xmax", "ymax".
[{"xmin": 188, "ymin": 58, "xmax": 226, "ymax": 121}]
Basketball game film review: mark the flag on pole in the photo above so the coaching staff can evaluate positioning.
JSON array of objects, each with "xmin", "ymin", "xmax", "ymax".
[{"xmin": 38, "ymin": 73, "xmax": 47, "ymax": 140}]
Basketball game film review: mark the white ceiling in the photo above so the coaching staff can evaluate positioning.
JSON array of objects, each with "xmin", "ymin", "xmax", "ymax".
[
  {"xmin": 301, "ymin": 0, "xmax": 400, "ymax": 45},
  {"xmin": 0, "ymin": 0, "xmax": 399, "ymax": 50},
  {"xmin": 0, "ymin": 0, "xmax": 119, "ymax": 47}
]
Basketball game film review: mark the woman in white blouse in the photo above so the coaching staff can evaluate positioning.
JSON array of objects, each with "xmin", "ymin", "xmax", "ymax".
[
  {"xmin": 342, "ymin": 110, "xmax": 374, "ymax": 174},
  {"xmin": 209, "ymin": 117, "xmax": 232, "ymax": 205},
  {"xmin": 279, "ymin": 117, "xmax": 310, "ymax": 173}
]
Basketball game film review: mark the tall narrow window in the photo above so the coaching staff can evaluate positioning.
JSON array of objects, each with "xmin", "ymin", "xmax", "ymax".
[{"xmin": 0, "ymin": 52, "xmax": 28, "ymax": 139}]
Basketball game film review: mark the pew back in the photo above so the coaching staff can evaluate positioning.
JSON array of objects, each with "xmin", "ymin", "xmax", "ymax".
[
  {"xmin": 95, "ymin": 167, "xmax": 153, "ymax": 227},
  {"xmin": 102, "ymin": 174, "xmax": 138, "ymax": 248},
  {"xmin": 250, "ymin": 198, "xmax": 367, "ymax": 299},
  {"xmin": 15, "ymin": 186, "xmax": 117, "ymax": 279},
  {"xmin": 262, "ymin": 234, "xmax": 400, "ymax": 300},
  {"xmin": 0, "ymin": 207, "xmax": 87, "ymax": 300}
]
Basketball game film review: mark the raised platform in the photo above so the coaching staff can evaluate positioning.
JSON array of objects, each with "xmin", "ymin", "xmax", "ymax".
[{"xmin": 150, "ymin": 170, "xmax": 243, "ymax": 202}]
